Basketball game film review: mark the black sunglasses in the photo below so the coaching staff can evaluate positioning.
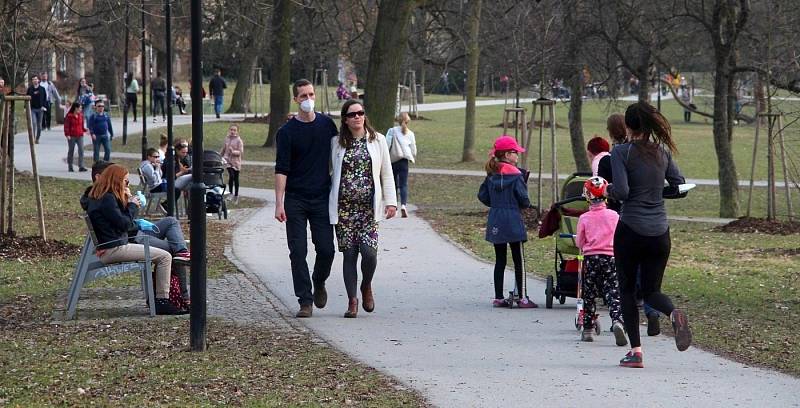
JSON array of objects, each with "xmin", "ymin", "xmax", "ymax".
[{"xmin": 345, "ymin": 110, "xmax": 366, "ymax": 119}]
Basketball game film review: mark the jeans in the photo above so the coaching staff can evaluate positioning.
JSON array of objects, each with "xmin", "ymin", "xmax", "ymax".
[
  {"xmin": 31, "ymin": 108, "xmax": 44, "ymax": 142},
  {"xmin": 93, "ymin": 134, "xmax": 111, "ymax": 162},
  {"xmin": 134, "ymin": 216, "xmax": 188, "ymax": 254},
  {"xmin": 152, "ymin": 91, "xmax": 166, "ymax": 118},
  {"xmin": 99, "ymin": 244, "xmax": 172, "ymax": 298},
  {"xmin": 43, "ymin": 102, "xmax": 52, "ymax": 129},
  {"xmin": 392, "ymin": 159, "xmax": 409, "ymax": 205},
  {"xmin": 67, "ymin": 136, "xmax": 85, "ymax": 170},
  {"xmin": 684, "ymin": 110, "xmax": 691, "ymax": 122},
  {"xmin": 83, "ymin": 106, "xmax": 93, "ymax": 128},
  {"xmin": 284, "ymin": 193, "xmax": 335, "ymax": 305},
  {"xmin": 214, "ymin": 95, "xmax": 223, "ymax": 116},
  {"xmin": 615, "ymin": 222, "xmax": 675, "ymax": 348}
]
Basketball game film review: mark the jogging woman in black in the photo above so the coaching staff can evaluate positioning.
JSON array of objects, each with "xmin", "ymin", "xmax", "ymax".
[{"xmin": 606, "ymin": 101, "xmax": 692, "ymax": 368}]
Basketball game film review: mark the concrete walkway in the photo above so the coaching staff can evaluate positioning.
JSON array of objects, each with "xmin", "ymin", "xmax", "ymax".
[{"xmin": 11, "ymin": 108, "xmax": 799, "ymax": 407}]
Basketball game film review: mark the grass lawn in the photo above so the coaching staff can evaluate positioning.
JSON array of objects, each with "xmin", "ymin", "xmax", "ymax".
[{"xmin": 0, "ymin": 173, "xmax": 427, "ymax": 406}]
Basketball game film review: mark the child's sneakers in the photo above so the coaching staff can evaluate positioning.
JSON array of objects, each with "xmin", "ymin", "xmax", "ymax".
[
  {"xmin": 581, "ymin": 329, "xmax": 594, "ymax": 342},
  {"xmin": 671, "ymin": 309, "xmax": 692, "ymax": 351},
  {"xmin": 174, "ymin": 249, "xmax": 191, "ymax": 262},
  {"xmin": 619, "ymin": 351, "xmax": 644, "ymax": 368},
  {"xmin": 492, "ymin": 298, "xmax": 511, "ymax": 308},
  {"xmin": 516, "ymin": 298, "xmax": 538, "ymax": 308},
  {"xmin": 612, "ymin": 321, "xmax": 628, "ymax": 346}
]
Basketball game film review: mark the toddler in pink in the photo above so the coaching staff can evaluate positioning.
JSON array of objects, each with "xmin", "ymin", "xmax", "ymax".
[{"xmin": 575, "ymin": 176, "xmax": 626, "ymax": 345}]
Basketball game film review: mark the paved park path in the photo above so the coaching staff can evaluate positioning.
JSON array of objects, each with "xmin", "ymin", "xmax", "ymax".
[{"xmin": 12, "ymin": 104, "xmax": 800, "ymax": 407}]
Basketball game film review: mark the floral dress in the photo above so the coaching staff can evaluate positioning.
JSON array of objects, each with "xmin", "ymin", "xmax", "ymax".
[{"xmin": 336, "ymin": 138, "xmax": 378, "ymax": 251}]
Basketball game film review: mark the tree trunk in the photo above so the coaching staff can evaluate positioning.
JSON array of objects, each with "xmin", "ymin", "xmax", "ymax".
[
  {"xmin": 264, "ymin": 0, "xmax": 294, "ymax": 148},
  {"xmin": 228, "ymin": 56, "xmax": 257, "ymax": 113},
  {"xmin": 712, "ymin": 58, "xmax": 739, "ymax": 218},
  {"xmin": 636, "ymin": 48, "xmax": 651, "ymax": 103},
  {"xmin": 568, "ymin": 70, "xmax": 590, "ymax": 173},
  {"xmin": 461, "ymin": 0, "xmax": 482, "ymax": 163},
  {"xmin": 364, "ymin": 0, "xmax": 418, "ymax": 133}
]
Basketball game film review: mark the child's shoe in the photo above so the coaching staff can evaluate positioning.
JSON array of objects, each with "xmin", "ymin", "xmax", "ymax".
[
  {"xmin": 516, "ymin": 298, "xmax": 538, "ymax": 308},
  {"xmin": 492, "ymin": 298, "xmax": 510, "ymax": 308},
  {"xmin": 581, "ymin": 329, "xmax": 594, "ymax": 342},
  {"xmin": 619, "ymin": 351, "xmax": 644, "ymax": 368},
  {"xmin": 671, "ymin": 309, "xmax": 692, "ymax": 351},
  {"xmin": 612, "ymin": 321, "xmax": 628, "ymax": 346}
]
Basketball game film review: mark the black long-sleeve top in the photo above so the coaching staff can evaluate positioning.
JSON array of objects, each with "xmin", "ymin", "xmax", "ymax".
[
  {"xmin": 26, "ymin": 85, "xmax": 47, "ymax": 110},
  {"xmin": 275, "ymin": 114, "xmax": 338, "ymax": 199}
]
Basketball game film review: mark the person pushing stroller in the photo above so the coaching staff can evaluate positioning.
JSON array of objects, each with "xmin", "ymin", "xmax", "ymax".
[{"xmin": 576, "ymin": 176, "xmax": 626, "ymax": 346}]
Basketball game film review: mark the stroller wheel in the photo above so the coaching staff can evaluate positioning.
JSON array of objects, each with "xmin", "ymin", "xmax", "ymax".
[
  {"xmin": 559, "ymin": 294, "xmax": 566, "ymax": 305},
  {"xmin": 545, "ymin": 276, "xmax": 554, "ymax": 309}
]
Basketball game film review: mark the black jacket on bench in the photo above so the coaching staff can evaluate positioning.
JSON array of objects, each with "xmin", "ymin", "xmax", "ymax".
[{"xmin": 86, "ymin": 192, "xmax": 140, "ymax": 250}]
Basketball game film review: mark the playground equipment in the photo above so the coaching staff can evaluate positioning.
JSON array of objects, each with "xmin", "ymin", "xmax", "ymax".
[
  {"xmin": 0, "ymin": 95, "xmax": 47, "ymax": 239},
  {"xmin": 746, "ymin": 112, "xmax": 794, "ymax": 221}
]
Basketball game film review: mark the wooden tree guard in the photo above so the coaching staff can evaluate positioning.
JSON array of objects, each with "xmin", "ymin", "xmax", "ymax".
[
  {"xmin": 0, "ymin": 95, "xmax": 47, "ymax": 239},
  {"xmin": 531, "ymin": 99, "xmax": 558, "ymax": 212},
  {"xmin": 501, "ymin": 107, "xmax": 529, "ymax": 165},
  {"xmin": 313, "ymin": 68, "xmax": 332, "ymax": 115},
  {"xmin": 402, "ymin": 70, "xmax": 419, "ymax": 118},
  {"xmin": 746, "ymin": 112, "xmax": 793, "ymax": 221},
  {"xmin": 0, "ymin": 100, "xmax": 8, "ymax": 232}
]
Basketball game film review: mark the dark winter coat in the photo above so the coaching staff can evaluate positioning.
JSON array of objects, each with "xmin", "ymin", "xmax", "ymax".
[
  {"xmin": 86, "ymin": 192, "xmax": 139, "ymax": 250},
  {"xmin": 478, "ymin": 162, "xmax": 531, "ymax": 244}
]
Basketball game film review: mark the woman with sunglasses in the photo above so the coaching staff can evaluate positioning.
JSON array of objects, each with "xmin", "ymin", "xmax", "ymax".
[
  {"xmin": 84, "ymin": 164, "xmax": 184, "ymax": 315},
  {"xmin": 329, "ymin": 100, "xmax": 397, "ymax": 318}
]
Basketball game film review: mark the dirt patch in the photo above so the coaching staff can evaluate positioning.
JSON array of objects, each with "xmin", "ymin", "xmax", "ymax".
[
  {"xmin": 715, "ymin": 217, "xmax": 800, "ymax": 235},
  {"xmin": 0, "ymin": 234, "xmax": 81, "ymax": 261}
]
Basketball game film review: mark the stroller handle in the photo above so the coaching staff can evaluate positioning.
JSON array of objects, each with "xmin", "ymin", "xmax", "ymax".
[{"xmin": 559, "ymin": 233, "xmax": 576, "ymax": 239}]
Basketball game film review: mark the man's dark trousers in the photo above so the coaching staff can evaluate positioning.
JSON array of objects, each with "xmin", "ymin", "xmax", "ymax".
[
  {"xmin": 284, "ymin": 193, "xmax": 335, "ymax": 306},
  {"xmin": 44, "ymin": 102, "xmax": 52, "ymax": 130}
]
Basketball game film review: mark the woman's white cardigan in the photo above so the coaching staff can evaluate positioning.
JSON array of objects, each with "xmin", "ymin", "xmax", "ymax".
[{"xmin": 329, "ymin": 133, "xmax": 397, "ymax": 224}]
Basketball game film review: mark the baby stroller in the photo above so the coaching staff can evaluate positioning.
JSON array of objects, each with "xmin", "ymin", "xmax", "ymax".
[
  {"xmin": 202, "ymin": 150, "xmax": 228, "ymax": 220},
  {"xmin": 538, "ymin": 172, "xmax": 591, "ymax": 309}
]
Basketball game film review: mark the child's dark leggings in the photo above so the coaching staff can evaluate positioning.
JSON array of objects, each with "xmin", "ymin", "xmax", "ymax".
[
  {"xmin": 227, "ymin": 168, "xmax": 240, "ymax": 196},
  {"xmin": 614, "ymin": 222, "xmax": 675, "ymax": 348},
  {"xmin": 493, "ymin": 242, "xmax": 523, "ymax": 299}
]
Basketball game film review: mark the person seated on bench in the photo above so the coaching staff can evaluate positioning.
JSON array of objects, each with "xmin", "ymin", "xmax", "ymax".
[
  {"xmin": 82, "ymin": 160, "xmax": 192, "ymax": 302},
  {"xmin": 84, "ymin": 163, "xmax": 184, "ymax": 315},
  {"xmin": 140, "ymin": 147, "xmax": 192, "ymax": 194}
]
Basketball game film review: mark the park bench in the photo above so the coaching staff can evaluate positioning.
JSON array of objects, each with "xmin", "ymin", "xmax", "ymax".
[
  {"xmin": 136, "ymin": 167, "xmax": 167, "ymax": 217},
  {"xmin": 65, "ymin": 215, "xmax": 156, "ymax": 319}
]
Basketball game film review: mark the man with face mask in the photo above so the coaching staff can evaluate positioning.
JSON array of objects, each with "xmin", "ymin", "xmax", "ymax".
[{"xmin": 274, "ymin": 78, "xmax": 339, "ymax": 318}]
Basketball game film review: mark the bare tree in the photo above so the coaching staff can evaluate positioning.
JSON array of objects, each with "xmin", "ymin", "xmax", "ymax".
[
  {"xmin": 461, "ymin": 0, "xmax": 482, "ymax": 162},
  {"xmin": 265, "ymin": 0, "xmax": 295, "ymax": 147}
]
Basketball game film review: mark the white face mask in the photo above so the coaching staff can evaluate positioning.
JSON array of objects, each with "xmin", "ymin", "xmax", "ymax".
[{"xmin": 300, "ymin": 99, "xmax": 315, "ymax": 113}]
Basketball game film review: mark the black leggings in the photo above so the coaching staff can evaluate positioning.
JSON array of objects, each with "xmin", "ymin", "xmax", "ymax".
[
  {"xmin": 125, "ymin": 93, "xmax": 138, "ymax": 121},
  {"xmin": 227, "ymin": 168, "xmax": 240, "ymax": 196},
  {"xmin": 493, "ymin": 242, "xmax": 523, "ymax": 299},
  {"xmin": 614, "ymin": 222, "xmax": 675, "ymax": 348},
  {"xmin": 342, "ymin": 244, "xmax": 377, "ymax": 298}
]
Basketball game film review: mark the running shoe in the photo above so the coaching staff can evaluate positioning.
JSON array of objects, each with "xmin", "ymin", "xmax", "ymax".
[
  {"xmin": 517, "ymin": 298, "xmax": 538, "ymax": 308},
  {"xmin": 671, "ymin": 309, "xmax": 692, "ymax": 351},
  {"xmin": 612, "ymin": 321, "xmax": 628, "ymax": 346},
  {"xmin": 619, "ymin": 351, "xmax": 643, "ymax": 368},
  {"xmin": 492, "ymin": 298, "xmax": 510, "ymax": 308}
]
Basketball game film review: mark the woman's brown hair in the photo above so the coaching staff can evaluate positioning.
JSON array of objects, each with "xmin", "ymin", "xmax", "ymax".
[
  {"xmin": 339, "ymin": 99, "xmax": 376, "ymax": 148},
  {"xmin": 606, "ymin": 113, "xmax": 626, "ymax": 144},
  {"xmin": 89, "ymin": 164, "xmax": 128, "ymax": 204},
  {"xmin": 624, "ymin": 101, "xmax": 677, "ymax": 157}
]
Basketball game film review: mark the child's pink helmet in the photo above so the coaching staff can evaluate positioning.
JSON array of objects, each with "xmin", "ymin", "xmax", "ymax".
[{"xmin": 583, "ymin": 176, "xmax": 608, "ymax": 201}]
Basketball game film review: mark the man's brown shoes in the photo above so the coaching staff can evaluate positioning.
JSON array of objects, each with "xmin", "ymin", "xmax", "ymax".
[{"xmin": 296, "ymin": 304, "xmax": 313, "ymax": 318}]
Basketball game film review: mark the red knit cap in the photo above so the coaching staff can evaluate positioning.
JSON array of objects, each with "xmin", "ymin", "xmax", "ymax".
[{"xmin": 586, "ymin": 137, "xmax": 610, "ymax": 155}]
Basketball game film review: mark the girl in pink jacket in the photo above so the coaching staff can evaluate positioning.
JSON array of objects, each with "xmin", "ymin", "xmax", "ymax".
[
  {"xmin": 576, "ymin": 176, "xmax": 626, "ymax": 346},
  {"xmin": 221, "ymin": 124, "xmax": 244, "ymax": 202}
]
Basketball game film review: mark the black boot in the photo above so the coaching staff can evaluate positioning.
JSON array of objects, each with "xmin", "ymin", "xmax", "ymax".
[{"xmin": 155, "ymin": 298, "xmax": 186, "ymax": 315}]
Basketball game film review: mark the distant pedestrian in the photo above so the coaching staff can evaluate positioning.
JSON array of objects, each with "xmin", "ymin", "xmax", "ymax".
[
  {"xmin": 124, "ymin": 73, "xmax": 139, "ymax": 122},
  {"xmin": 39, "ymin": 72, "xmax": 61, "ymax": 130},
  {"xmin": 76, "ymin": 77, "xmax": 91, "ymax": 99},
  {"xmin": 385, "ymin": 112, "xmax": 417, "ymax": 218},
  {"xmin": 274, "ymin": 79, "xmax": 337, "ymax": 318},
  {"xmin": 478, "ymin": 135, "xmax": 537, "ymax": 309},
  {"xmin": 0, "ymin": 77, "xmax": 6, "ymax": 95},
  {"xmin": 330, "ymin": 100, "xmax": 397, "ymax": 318},
  {"xmin": 209, "ymin": 68, "xmax": 227, "ymax": 118},
  {"xmin": 88, "ymin": 101, "xmax": 113, "ymax": 162},
  {"xmin": 681, "ymin": 89, "xmax": 693, "ymax": 123},
  {"xmin": 26, "ymin": 75, "xmax": 48, "ymax": 143},
  {"xmin": 220, "ymin": 123, "xmax": 243, "ymax": 202},
  {"xmin": 174, "ymin": 85, "xmax": 187, "ymax": 114},
  {"xmin": 608, "ymin": 101, "xmax": 692, "ymax": 368},
  {"xmin": 78, "ymin": 82, "xmax": 96, "ymax": 128},
  {"xmin": 150, "ymin": 71, "xmax": 167, "ymax": 122},
  {"xmin": 63, "ymin": 101, "xmax": 87, "ymax": 172}
]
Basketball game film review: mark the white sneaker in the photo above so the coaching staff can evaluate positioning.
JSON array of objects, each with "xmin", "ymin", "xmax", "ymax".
[
  {"xmin": 400, "ymin": 205, "xmax": 408, "ymax": 218},
  {"xmin": 152, "ymin": 118, "xmax": 157, "ymax": 123}
]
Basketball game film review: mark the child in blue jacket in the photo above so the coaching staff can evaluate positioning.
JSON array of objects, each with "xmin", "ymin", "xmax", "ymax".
[{"xmin": 478, "ymin": 135, "xmax": 537, "ymax": 308}]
